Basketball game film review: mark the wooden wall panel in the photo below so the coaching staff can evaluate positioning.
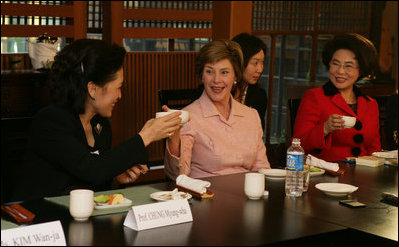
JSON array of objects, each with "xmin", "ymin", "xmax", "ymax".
[{"xmin": 112, "ymin": 52, "xmax": 199, "ymax": 164}]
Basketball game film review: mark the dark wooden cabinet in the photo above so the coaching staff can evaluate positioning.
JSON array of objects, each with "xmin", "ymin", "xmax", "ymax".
[{"xmin": 1, "ymin": 70, "xmax": 51, "ymax": 118}]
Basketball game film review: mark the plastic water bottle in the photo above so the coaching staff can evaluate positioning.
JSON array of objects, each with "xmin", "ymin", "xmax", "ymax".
[{"xmin": 285, "ymin": 138, "xmax": 304, "ymax": 197}]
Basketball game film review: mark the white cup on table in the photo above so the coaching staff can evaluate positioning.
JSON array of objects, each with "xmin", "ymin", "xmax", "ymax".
[
  {"xmin": 155, "ymin": 109, "xmax": 189, "ymax": 125},
  {"xmin": 69, "ymin": 189, "xmax": 94, "ymax": 221},
  {"xmin": 244, "ymin": 173, "xmax": 266, "ymax": 200}
]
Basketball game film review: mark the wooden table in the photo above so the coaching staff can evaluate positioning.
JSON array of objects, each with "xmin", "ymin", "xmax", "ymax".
[{"xmin": 3, "ymin": 163, "xmax": 398, "ymax": 246}]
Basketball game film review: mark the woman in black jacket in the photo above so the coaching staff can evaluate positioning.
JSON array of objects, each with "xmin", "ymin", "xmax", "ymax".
[{"xmin": 11, "ymin": 39, "xmax": 181, "ymax": 201}]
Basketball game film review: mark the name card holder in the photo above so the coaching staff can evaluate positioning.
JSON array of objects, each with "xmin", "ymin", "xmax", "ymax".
[
  {"xmin": 1, "ymin": 220, "xmax": 66, "ymax": 246},
  {"xmin": 123, "ymin": 199, "xmax": 193, "ymax": 231}
]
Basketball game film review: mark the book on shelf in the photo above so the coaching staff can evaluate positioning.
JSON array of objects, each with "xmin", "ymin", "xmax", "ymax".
[{"xmin": 355, "ymin": 156, "xmax": 385, "ymax": 167}]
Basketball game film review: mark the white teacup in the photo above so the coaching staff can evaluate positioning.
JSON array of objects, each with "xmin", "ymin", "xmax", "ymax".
[
  {"xmin": 342, "ymin": 116, "xmax": 356, "ymax": 128},
  {"xmin": 69, "ymin": 189, "xmax": 94, "ymax": 221},
  {"xmin": 155, "ymin": 110, "xmax": 189, "ymax": 125},
  {"xmin": 244, "ymin": 173, "xmax": 266, "ymax": 200}
]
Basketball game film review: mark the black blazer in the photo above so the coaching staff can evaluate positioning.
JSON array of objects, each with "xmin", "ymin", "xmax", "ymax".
[
  {"xmin": 245, "ymin": 84, "xmax": 268, "ymax": 131},
  {"xmin": 11, "ymin": 104, "xmax": 148, "ymax": 201}
]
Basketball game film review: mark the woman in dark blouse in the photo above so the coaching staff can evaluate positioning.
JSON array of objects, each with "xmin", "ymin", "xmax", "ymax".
[
  {"xmin": 232, "ymin": 33, "xmax": 268, "ymax": 131},
  {"xmin": 11, "ymin": 39, "xmax": 181, "ymax": 201}
]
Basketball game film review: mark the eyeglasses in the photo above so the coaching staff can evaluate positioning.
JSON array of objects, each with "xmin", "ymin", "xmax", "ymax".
[{"xmin": 329, "ymin": 61, "xmax": 358, "ymax": 73}]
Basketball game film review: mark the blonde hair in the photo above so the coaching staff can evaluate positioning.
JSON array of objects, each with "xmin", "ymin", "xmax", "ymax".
[{"xmin": 195, "ymin": 39, "xmax": 244, "ymax": 84}]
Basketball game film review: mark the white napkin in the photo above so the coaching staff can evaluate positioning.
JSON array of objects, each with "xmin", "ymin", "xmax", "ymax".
[
  {"xmin": 176, "ymin": 175, "xmax": 211, "ymax": 194},
  {"xmin": 372, "ymin": 150, "xmax": 398, "ymax": 159},
  {"xmin": 306, "ymin": 154, "xmax": 339, "ymax": 172}
]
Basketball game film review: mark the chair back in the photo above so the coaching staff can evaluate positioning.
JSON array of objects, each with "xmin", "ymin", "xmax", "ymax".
[
  {"xmin": 288, "ymin": 98, "xmax": 302, "ymax": 139},
  {"xmin": 374, "ymin": 94, "xmax": 398, "ymax": 150},
  {"xmin": 158, "ymin": 89, "xmax": 201, "ymax": 110}
]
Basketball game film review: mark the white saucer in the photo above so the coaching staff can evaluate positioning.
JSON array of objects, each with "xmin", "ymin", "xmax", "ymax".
[
  {"xmin": 150, "ymin": 191, "xmax": 192, "ymax": 202},
  {"xmin": 258, "ymin": 168, "xmax": 286, "ymax": 179},
  {"xmin": 315, "ymin": 183, "xmax": 358, "ymax": 197}
]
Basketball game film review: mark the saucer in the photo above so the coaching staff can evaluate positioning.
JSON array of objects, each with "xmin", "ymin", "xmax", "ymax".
[
  {"xmin": 315, "ymin": 183, "xmax": 358, "ymax": 197},
  {"xmin": 258, "ymin": 169, "xmax": 286, "ymax": 179}
]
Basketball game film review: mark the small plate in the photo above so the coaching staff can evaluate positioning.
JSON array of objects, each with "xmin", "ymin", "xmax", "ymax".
[
  {"xmin": 310, "ymin": 169, "xmax": 325, "ymax": 177},
  {"xmin": 150, "ymin": 191, "xmax": 192, "ymax": 202},
  {"xmin": 315, "ymin": 183, "xmax": 358, "ymax": 197},
  {"xmin": 258, "ymin": 168, "xmax": 286, "ymax": 179},
  {"xmin": 94, "ymin": 198, "xmax": 132, "ymax": 210}
]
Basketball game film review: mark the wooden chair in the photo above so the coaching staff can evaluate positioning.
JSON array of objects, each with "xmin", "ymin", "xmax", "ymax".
[
  {"xmin": 287, "ymin": 98, "xmax": 302, "ymax": 141},
  {"xmin": 158, "ymin": 88, "xmax": 202, "ymax": 110},
  {"xmin": 1, "ymin": 117, "xmax": 33, "ymax": 203},
  {"xmin": 374, "ymin": 94, "xmax": 398, "ymax": 150}
]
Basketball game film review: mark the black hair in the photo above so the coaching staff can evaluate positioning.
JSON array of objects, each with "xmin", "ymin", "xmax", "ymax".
[
  {"xmin": 231, "ymin": 33, "xmax": 267, "ymax": 100},
  {"xmin": 50, "ymin": 39, "xmax": 126, "ymax": 114},
  {"xmin": 322, "ymin": 33, "xmax": 379, "ymax": 80},
  {"xmin": 232, "ymin": 33, "xmax": 267, "ymax": 69}
]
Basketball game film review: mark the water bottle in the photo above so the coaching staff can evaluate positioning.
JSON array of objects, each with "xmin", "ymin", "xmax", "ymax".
[{"xmin": 285, "ymin": 138, "xmax": 304, "ymax": 197}]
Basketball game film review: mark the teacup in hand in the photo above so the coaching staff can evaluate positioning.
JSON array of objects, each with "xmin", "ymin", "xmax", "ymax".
[
  {"xmin": 69, "ymin": 189, "xmax": 94, "ymax": 221},
  {"xmin": 341, "ymin": 116, "xmax": 356, "ymax": 128},
  {"xmin": 155, "ymin": 109, "xmax": 189, "ymax": 125},
  {"xmin": 244, "ymin": 173, "xmax": 266, "ymax": 200}
]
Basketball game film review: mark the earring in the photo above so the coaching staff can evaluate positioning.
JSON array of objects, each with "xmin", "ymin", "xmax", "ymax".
[{"xmin": 234, "ymin": 80, "xmax": 237, "ymax": 85}]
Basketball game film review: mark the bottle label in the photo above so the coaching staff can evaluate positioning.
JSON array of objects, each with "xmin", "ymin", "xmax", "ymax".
[{"xmin": 286, "ymin": 153, "xmax": 304, "ymax": 171}]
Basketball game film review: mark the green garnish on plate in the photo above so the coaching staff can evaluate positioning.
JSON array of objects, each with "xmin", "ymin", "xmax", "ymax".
[{"xmin": 94, "ymin": 194, "xmax": 110, "ymax": 203}]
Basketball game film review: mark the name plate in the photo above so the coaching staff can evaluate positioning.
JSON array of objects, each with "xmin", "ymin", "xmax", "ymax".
[
  {"xmin": 1, "ymin": 220, "xmax": 66, "ymax": 246},
  {"xmin": 123, "ymin": 199, "xmax": 193, "ymax": 231}
]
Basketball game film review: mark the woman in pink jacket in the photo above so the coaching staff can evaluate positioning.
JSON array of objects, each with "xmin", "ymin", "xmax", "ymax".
[
  {"xmin": 164, "ymin": 40, "xmax": 271, "ymax": 180},
  {"xmin": 293, "ymin": 33, "xmax": 381, "ymax": 162}
]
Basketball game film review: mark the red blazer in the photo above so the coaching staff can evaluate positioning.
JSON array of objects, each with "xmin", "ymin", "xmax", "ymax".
[{"xmin": 293, "ymin": 82, "xmax": 381, "ymax": 162}]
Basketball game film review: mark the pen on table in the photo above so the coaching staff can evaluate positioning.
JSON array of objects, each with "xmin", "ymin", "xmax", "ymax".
[
  {"xmin": 7, "ymin": 206, "xmax": 28, "ymax": 219},
  {"xmin": 342, "ymin": 159, "xmax": 356, "ymax": 165}
]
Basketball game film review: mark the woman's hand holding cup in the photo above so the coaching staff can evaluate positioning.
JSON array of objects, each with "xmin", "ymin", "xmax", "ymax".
[
  {"xmin": 323, "ymin": 114, "xmax": 356, "ymax": 136},
  {"xmin": 323, "ymin": 114, "xmax": 345, "ymax": 136},
  {"xmin": 139, "ymin": 107, "xmax": 181, "ymax": 146}
]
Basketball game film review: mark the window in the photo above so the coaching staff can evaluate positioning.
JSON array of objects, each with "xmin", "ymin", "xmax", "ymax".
[{"xmin": 123, "ymin": 38, "xmax": 211, "ymax": 52}]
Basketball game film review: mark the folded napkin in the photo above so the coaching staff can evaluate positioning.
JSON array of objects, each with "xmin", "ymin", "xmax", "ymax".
[
  {"xmin": 306, "ymin": 154, "xmax": 339, "ymax": 172},
  {"xmin": 372, "ymin": 150, "xmax": 398, "ymax": 159},
  {"xmin": 176, "ymin": 175, "xmax": 211, "ymax": 194}
]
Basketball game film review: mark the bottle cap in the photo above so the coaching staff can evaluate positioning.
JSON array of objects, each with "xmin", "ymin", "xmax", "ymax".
[{"xmin": 292, "ymin": 138, "xmax": 301, "ymax": 144}]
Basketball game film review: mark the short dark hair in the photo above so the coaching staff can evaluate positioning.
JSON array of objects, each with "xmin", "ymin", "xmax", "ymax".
[
  {"xmin": 195, "ymin": 39, "xmax": 244, "ymax": 83},
  {"xmin": 50, "ymin": 39, "xmax": 126, "ymax": 114},
  {"xmin": 232, "ymin": 33, "xmax": 267, "ymax": 68},
  {"xmin": 322, "ymin": 33, "xmax": 379, "ymax": 80}
]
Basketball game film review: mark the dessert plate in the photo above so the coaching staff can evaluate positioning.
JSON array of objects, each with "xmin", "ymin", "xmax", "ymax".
[
  {"xmin": 94, "ymin": 198, "xmax": 132, "ymax": 210},
  {"xmin": 310, "ymin": 169, "xmax": 325, "ymax": 177}
]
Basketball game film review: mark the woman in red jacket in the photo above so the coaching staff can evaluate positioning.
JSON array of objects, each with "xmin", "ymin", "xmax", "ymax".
[{"xmin": 293, "ymin": 33, "xmax": 381, "ymax": 162}]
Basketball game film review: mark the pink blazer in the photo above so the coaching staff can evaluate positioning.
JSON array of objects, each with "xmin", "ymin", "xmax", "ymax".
[{"xmin": 164, "ymin": 91, "xmax": 270, "ymax": 180}]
